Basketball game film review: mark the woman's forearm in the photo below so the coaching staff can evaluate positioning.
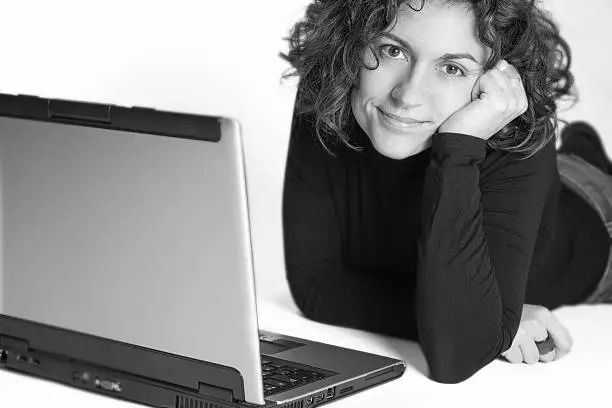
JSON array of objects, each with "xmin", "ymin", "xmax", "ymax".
[{"xmin": 416, "ymin": 132, "xmax": 555, "ymax": 383}]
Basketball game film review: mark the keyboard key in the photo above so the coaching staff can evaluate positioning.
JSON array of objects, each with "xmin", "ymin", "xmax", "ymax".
[
  {"xmin": 265, "ymin": 378, "xmax": 289, "ymax": 388},
  {"xmin": 260, "ymin": 356, "xmax": 331, "ymax": 396},
  {"xmin": 289, "ymin": 372, "xmax": 312, "ymax": 381},
  {"xmin": 270, "ymin": 375, "xmax": 300, "ymax": 385}
]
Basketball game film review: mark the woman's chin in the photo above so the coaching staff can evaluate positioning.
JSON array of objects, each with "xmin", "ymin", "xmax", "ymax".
[
  {"xmin": 371, "ymin": 143, "xmax": 415, "ymax": 160},
  {"xmin": 370, "ymin": 132, "xmax": 431, "ymax": 160}
]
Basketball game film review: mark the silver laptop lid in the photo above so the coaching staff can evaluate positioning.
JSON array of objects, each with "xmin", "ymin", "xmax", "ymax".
[{"xmin": 0, "ymin": 108, "xmax": 265, "ymax": 404}]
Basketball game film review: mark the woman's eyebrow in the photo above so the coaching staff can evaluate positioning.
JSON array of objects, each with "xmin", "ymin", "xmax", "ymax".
[
  {"xmin": 381, "ymin": 33, "xmax": 483, "ymax": 66},
  {"xmin": 438, "ymin": 52, "xmax": 481, "ymax": 65}
]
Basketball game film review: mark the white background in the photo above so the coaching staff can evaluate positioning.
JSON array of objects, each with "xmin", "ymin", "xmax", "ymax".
[
  {"xmin": 1, "ymin": 1, "xmax": 612, "ymax": 407},
  {"xmin": 0, "ymin": 0, "xmax": 308, "ymax": 303},
  {"xmin": 1, "ymin": 0, "xmax": 611, "ymax": 302}
]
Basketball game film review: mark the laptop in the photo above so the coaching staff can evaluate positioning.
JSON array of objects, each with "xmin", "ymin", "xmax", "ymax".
[{"xmin": 0, "ymin": 92, "xmax": 407, "ymax": 408}]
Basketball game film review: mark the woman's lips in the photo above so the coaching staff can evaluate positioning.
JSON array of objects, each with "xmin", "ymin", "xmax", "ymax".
[{"xmin": 377, "ymin": 107, "xmax": 430, "ymax": 130}]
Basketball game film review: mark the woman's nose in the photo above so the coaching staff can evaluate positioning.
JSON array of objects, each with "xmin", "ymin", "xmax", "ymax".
[{"xmin": 390, "ymin": 76, "xmax": 424, "ymax": 109}]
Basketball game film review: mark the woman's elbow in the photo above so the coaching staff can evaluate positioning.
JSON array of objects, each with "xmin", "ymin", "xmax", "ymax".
[
  {"xmin": 428, "ymin": 360, "xmax": 479, "ymax": 384},
  {"xmin": 424, "ymin": 340, "xmax": 498, "ymax": 384}
]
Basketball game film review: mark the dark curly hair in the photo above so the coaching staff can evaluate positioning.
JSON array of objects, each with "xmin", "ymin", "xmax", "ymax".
[{"xmin": 280, "ymin": 0, "xmax": 577, "ymax": 160}]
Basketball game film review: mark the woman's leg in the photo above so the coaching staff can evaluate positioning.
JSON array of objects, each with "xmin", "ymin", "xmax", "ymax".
[
  {"xmin": 558, "ymin": 121, "xmax": 612, "ymax": 175},
  {"xmin": 557, "ymin": 122, "xmax": 612, "ymax": 303}
]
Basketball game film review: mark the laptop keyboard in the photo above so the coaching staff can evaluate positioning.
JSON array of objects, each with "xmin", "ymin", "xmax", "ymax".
[{"xmin": 261, "ymin": 357, "xmax": 330, "ymax": 396}]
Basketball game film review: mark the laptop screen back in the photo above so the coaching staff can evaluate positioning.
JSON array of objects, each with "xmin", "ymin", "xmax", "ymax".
[{"xmin": 0, "ymin": 114, "xmax": 264, "ymax": 404}]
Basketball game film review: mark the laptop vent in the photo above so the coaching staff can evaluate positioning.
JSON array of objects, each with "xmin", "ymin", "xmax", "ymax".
[
  {"xmin": 175, "ymin": 395, "xmax": 304, "ymax": 408},
  {"xmin": 175, "ymin": 395, "xmax": 234, "ymax": 408},
  {"xmin": 279, "ymin": 401, "xmax": 303, "ymax": 408}
]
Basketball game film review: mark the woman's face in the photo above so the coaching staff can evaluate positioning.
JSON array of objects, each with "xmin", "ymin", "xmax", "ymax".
[{"xmin": 351, "ymin": 1, "xmax": 490, "ymax": 159}]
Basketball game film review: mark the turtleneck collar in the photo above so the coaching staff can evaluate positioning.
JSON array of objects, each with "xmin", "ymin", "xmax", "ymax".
[{"xmin": 351, "ymin": 120, "xmax": 432, "ymax": 174}]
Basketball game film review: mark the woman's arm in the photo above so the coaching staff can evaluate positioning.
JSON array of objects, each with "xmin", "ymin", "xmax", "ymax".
[
  {"xmin": 283, "ymin": 111, "xmax": 557, "ymax": 384},
  {"xmin": 416, "ymin": 131, "xmax": 558, "ymax": 383},
  {"xmin": 283, "ymin": 113, "xmax": 419, "ymax": 340}
]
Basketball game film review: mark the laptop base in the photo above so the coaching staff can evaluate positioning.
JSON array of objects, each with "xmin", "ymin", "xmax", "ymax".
[
  {"xmin": 0, "ymin": 346, "xmax": 276, "ymax": 408},
  {"xmin": 1, "ymin": 345, "xmax": 405, "ymax": 408}
]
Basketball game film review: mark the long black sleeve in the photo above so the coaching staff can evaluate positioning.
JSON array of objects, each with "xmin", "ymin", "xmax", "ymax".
[
  {"xmin": 282, "ymin": 112, "xmax": 579, "ymax": 384},
  {"xmin": 282, "ymin": 115, "xmax": 419, "ymax": 340},
  {"xmin": 416, "ymin": 132, "xmax": 556, "ymax": 383}
]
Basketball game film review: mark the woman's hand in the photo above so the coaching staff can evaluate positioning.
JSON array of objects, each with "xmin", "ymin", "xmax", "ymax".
[
  {"xmin": 437, "ymin": 59, "xmax": 528, "ymax": 141},
  {"xmin": 501, "ymin": 304, "xmax": 573, "ymax": 364}
]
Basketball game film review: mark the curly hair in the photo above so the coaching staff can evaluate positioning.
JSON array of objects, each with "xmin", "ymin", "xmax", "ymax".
[{"xmin": 280, "ymin": 0, "xmax": 577, "ymax": 160}]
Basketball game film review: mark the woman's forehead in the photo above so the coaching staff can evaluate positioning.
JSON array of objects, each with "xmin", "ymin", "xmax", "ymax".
[{"xmin": 388, "ymin": 1, "xmax": 490, "ymax": 63}]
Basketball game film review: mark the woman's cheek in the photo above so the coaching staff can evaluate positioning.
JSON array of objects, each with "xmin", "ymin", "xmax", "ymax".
[{"xmin": 360, "ymin": 66, "xmax": 392, "ymax": 99}]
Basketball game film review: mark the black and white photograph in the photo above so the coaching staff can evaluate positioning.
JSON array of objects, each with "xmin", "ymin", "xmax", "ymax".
[{"xmin": 0, "ymin": 0, "xmax": 611, "ymax": 407}]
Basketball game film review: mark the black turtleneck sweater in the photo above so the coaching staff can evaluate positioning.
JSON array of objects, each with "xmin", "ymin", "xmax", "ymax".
[{"xmin": 282, "ymin": 112, "xmax": 610, "ymax": 384}]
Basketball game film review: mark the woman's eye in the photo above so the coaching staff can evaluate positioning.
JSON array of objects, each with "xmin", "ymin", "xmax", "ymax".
[
  {"xmin": 441, "ymin": 64, "xmax": 466, "ymax": 77},
  {"xmin": 380, "ymin": 45, "xmax": 407, "ymax": 60}
]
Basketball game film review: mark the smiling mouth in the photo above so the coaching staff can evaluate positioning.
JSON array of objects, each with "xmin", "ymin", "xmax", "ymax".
[
  {"xmin": 377, "ymin": 107, "xmax": 429, "ymax": 128},
  {"xmin": 378, "ymin": 108, "xmax": 428, "ymax": 125}
]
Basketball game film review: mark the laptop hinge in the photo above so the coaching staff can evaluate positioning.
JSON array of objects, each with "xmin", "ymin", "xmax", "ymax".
[
  {"xmin": 198, "ymin": 382, "xmax": 234, "ymax": 402},
  {"xmin": 0, "ymin": 335, "xmax": 29, "ymax": 354},
  {"xmin": 47, "ymin": 99, "xmax": 111, "ymax": 124}
]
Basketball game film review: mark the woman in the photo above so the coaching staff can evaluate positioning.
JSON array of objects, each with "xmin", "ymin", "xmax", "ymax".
[{"xmin": 280, "ymin": 0, "xmax": 612, "ymax": 384}]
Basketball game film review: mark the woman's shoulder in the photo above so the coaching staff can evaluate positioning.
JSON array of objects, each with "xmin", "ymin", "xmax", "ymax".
[
  {"xmin": 288, "ymin": 112, "xmax": 325, "ymax": 156},
  {"xmin": 480, "ymin": 136, "xmax": 559, "ymax": 184},
  {"xmin": 288, "ymin": 112, "xmax": 360, "ymax": 165}
]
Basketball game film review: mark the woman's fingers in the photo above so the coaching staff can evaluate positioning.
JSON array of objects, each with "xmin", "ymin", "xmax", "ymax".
[
  {"xmin": 502, "ymin": 345, "xmax": 523, "ymax": 364},
  {"xmin": 438, "ymin": 59, "xmax": 528, "ymax": 139},
  {"xmin": 530, "ymin": 321, "xmax": 549, "ymax": 342},
  {"xmin": 494, "ymin": 60, "xmax": 528, "ymax": 114},
  {"xmin": 519, "ymin": 340, "xmax": 540, "ymax": 364},
  {"xmin": 503, "ymin": 339, "xmax": 557, "ymax": 364},
  {"xmin": 471, "ymin": 68, "xmax": 504, "ymax": 103},
  {"xmin": 545, "ymin": 314, "xmax": 574, "ymax": 357},
  {"xmin": 501, "ymin": 305, "xmax": 573, "ymax": 365}
]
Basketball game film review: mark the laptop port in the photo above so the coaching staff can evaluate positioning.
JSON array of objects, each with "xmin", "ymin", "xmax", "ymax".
[
  {"xmin": 339, "ymin": 386, "xmax": 353, "ymax": 395},
  {"xmin": 305, "ymin": 396, "xmax": 314, "ymax": 405},
  {"xmin": 325, "ymin": 387, "xmax": 335, "ymax": 399},
  {"xmin": 72, "ymin": 371, "xmax": 91, "ymax": 383},
  {"xmin": 94, "ymin": 378, "xmax": 122, "ymax": 392},
  {"xmin": 0, "ymin": 350, "xmax": 7, "ymax": 364},
  {"xmin": 26, "ymin": 357, "xmax": 40, "ymax": 366},
  {"xmin": 315, "ymin": 392, "xmax": 325, "ymax": 403}
]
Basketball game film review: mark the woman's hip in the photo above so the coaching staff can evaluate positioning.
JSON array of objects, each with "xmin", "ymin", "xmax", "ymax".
[{"xmin": 557, "ymin": 152, "xmax": 612, "ymax": 304}]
